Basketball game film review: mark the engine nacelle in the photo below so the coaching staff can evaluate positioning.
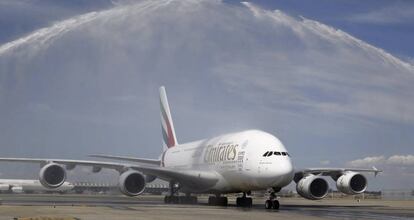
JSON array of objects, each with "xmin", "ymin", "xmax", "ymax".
[
  {"xmin": 0, "ymin": 184, "xmax": 10, "ymax": 191},
  {"xmin": 39, "ymin": 163, "xmax": 66, "ymax": 189},
  {"xmin": 119, "ymin": 170, "xmax": 146, "ymax": 196},
  {"xmin": 336, "ymin": 172, "xmax": 367, "ymax": 195},
  {"xmin": 296, "ymin": 174, "xmax": 329, "ymax": 200}
]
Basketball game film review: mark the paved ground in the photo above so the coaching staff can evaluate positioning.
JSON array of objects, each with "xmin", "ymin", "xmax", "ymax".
[{"xmin": 0, "ymin": 194, "xmax": 413, "ymax": 220}]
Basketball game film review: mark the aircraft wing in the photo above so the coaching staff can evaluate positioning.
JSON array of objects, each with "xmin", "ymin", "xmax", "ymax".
[
  {"xmin": 88, "ymin": 154, "xmax": 161, "ymax": 166},
  {"xmin": 0, "ymin": 158, "xmax": 219, "ymax": 189},
  {"xmin": 294, "ymin": 167, "xmax": 382, "ymax": 181},
  {"xmin": 0, "ymin": 158, "xmax": 126, "ymax": 171}
]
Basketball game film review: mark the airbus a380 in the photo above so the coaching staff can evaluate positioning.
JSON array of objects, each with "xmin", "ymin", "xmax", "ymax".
[{"xmin": 0, "ymin": 87, "xmax": 380, "ymax": 209}]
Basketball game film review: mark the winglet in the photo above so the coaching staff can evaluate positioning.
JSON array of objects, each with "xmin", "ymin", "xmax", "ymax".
[{"xmin": 372, "ymin": 166, "xmax": 381, "ymax": 177}]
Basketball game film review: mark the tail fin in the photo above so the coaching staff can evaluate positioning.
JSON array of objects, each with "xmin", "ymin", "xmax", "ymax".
[{"xmin": 159, "ymin": 86, "xmax": 178, "ymax": 150}]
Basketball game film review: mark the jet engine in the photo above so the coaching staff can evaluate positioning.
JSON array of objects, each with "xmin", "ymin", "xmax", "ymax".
[
  {"xmin": 39, "ymin": 163, "xmax": 66, "ymax": 188},
  {"xmin": 336, "ymin": 172, "xmax": 367, "ymax": 195},
  {"xmin": 119, "ymin": 170, "xmax": 146, "ymax": 196},
  {"xmin": 296, "ymin": 174, "xmax": 329, "ymax": 200}
]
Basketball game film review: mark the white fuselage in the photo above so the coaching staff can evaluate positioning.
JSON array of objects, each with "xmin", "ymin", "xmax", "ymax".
[
  {"xmin": 0, "ymin": 179, "xmax": 74, "ymax": 193},
  {"xmin": 161, "ymin": 130, "xmax": 294, "ymax": 193}
]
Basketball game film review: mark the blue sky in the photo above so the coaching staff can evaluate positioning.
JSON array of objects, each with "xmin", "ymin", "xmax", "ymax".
[
  {"xmin": 227, "ymin": 0, "xmax": 414, "ymax": 61},
  {"xmin": 0, "ymin": 0, "xmax": 413, "ymax": 190}
]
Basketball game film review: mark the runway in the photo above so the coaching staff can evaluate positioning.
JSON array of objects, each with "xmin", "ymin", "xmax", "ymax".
[{"xmin": 0, "ymin": 194, "xmax": 413, "ymax": 220}]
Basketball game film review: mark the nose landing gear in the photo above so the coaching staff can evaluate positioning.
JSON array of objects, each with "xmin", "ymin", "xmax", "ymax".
[{"xmin": 265, "ymin": 190, "xmax": 279, "ymax": 210}]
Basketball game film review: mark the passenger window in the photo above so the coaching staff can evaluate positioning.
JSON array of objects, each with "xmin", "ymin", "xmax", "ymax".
[
  {"xmin": 263, "ymin": 151, "xmax": 269, "ymax": 157},
  {"xmin": 267, "ymin": 151, "xmax": 273, "ymax": 156},
  {"xmin": 281, "ymin": 152, "xmax": 287, "ymax": 156},
  {"xmin": 274, "ymin": 152, "xmax": 281, "ymax": 156}
]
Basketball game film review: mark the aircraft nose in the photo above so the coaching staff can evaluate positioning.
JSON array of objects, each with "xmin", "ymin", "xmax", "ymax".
[{"xmin": 278, "ymin": 158, "xmax": 294, "ymax": 181}]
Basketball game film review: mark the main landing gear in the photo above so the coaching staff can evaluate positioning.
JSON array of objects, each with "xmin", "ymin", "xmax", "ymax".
[
  {"xmin": 164, "ymin": 181, "xmax": 197, "ymax": 204},
  {"xmin": 208, "ymin": 192, "xmax": 252, "ymax": 207},
  {"xmin": 236, "ymin": 192, "xmax": 253, "ymax": 207},
  {"xmin": 264, "ymin": 188, "xmax": 280, "ymax": 210},
  {"xmin": 208, "ymin": 194, "xmax": 228, "ymax": 206}
]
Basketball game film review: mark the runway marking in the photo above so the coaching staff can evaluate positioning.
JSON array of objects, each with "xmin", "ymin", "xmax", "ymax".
[{"xmin": 14, "ymin": 217, "xmax": 79, "ymax": 220}]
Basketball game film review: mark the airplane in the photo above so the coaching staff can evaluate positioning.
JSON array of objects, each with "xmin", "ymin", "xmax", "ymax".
[
  {"xmin": 0, "ymin": 179, "xmax": 74, "ymax": 193},
  {"xmin": 0, "ymin": 86, "xmax": 381, "ymax": 209}
]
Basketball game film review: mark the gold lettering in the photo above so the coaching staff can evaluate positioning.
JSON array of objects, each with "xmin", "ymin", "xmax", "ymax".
[
  {"xmin": 228, "ymin": 145, "xmax": 237, "ymax": 160},
  {"xmin": 214, "ymin": 147, "xmax": 219, "ymax": 162},
  {"xmin": 219, "ymin": 145, "xmax": 226, "ymax": 161},
  {"xmin": 203, "ymin": 143, "xmax": 239, "ymax": 163},
  {"xmin": 204, "ymin": 146, "xmax": 211, "ymax": 162}
]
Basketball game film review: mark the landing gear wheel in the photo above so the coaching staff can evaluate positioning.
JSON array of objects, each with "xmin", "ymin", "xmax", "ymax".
[
  {"xmin": 208, "ymin": 196, "xmax": 228, "ymax": 206},
  {"xmin": 246, "ymin": 197, "xmax": 252, "ymax": 207},
  {"xmin": 190, "ymin": 196, "xmax": 198, "ymax": 204},
  {"xmin": 236, "ymin": 194, "xmax": 252, "ymax": 207},
  {"xmin": 218, "ymin": 197, "xmax": 228, "ymax": 206},
  {"xmin": 265, "ymin": 200, "xmax": 272, "ymax": 209},
  {"xmin": 272, "ymin": 200, "xmax": 279, "ymax": 209},
  {"xmin": 208, "ymin": 196, "xmax": 216, "ymax": 206},
  {"xmin": 170, "ymin": 196, "xmax": 179, "ymax": 204},
  {"xmin": 264, "ymin": 190, "xmax": 280, "ymax": 209},
  {"xmin": 164, "ymin": 195, "xmax": 178, "ymax": 204},
  {"xmin": 165, "ymin": 181, "xmax": 181, "ymax": 204},
  {"xmin": 164, "ymin": 196, "xmax": 170, "ymax": 204}
]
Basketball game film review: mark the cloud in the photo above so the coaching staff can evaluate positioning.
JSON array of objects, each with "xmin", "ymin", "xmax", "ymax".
[
  {"xmin": 0, "ymin": 0, "xmax": 114, "ymax": 44},
  {"xmin": 347, "ymin": 155, "xmax": 414, "ymax": 167},
  {"xmin": 387, "ymin": 155, "xmax": 414, "ymax": 166},
  {"xmin": 346, "ymin": 156, "xmax": 386, "ymax": 167},
  {"xmin": 319, "ymin": 160, "xmax": 330, "ymax": 165},
  {"xmin": 348, "ymin": 4, "xmax": 414, "ymax": 25}
]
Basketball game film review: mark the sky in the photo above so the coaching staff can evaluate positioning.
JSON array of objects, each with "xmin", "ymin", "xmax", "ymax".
[{"xmin": 0, "ymin": 0, "xmax": 413, "ymax": 190}]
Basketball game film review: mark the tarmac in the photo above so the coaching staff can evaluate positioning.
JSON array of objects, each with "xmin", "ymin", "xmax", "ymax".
[{"xmin": 0, "ymin": 194, "xmax": 413, "ymax": 220}]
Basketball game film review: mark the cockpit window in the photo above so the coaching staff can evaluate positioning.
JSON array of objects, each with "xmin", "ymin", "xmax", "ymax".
[{"xmin": 263, "ymin": 151, "xmax": 290, "ymax": 157}]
